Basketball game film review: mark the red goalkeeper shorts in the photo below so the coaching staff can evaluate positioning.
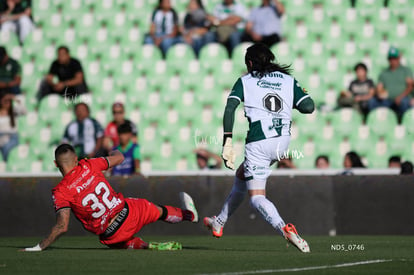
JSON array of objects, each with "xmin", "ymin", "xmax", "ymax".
[{"xmin": 99, "ymin": 198, "xmax": 161, "ymax": 246}]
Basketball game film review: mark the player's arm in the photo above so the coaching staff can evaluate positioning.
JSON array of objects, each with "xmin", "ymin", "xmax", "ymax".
[
  {"xmin": 106, "ymin": 150, "xmax": 125, "ymax": 168},
  {"xmin": 23, "ymin": 208, "xmax": 70, "ymax": 252},
  {"xmin": 293, "ymin": 80, "xmax": 315, "ymax": 114},
  {"xmin": 222, "ymin": 78, "xmax": 243, "ymax": 170}
]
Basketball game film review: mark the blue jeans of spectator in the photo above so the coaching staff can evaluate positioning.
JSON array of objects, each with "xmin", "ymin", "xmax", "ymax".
[
  {"xmin": 368, "ymin": 96, "xmax": 411, "ymax": 117},
  {"xmin": 144, "ymin": 34, "xmax": 183, "ymax": 58},
  {"xmin": 192, "ymin": 31, "xmax": 216, "ymax": 57},
  {"xmin": 228, "ymin": 30, "xmax": 242, "ymax": 56},
  {"xmin": 0, "ymin": 133, "xmax": 19, "ymax": 161}
]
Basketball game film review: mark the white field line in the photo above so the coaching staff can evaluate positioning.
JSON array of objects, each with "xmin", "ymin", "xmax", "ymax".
[{"xmin": 197, "ymin": 259, "xmax": 393, "ymax": 275}]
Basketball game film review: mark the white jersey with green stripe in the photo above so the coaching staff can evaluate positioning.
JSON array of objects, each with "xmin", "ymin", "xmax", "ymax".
[{"xmin": 228, "ymin": 71, "xmax": 310, "ymax": 143}]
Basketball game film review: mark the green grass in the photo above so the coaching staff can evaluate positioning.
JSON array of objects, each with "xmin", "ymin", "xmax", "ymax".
[{"xmin": 1, "ymin": 235, "xmax": 413, "ymax": 275}]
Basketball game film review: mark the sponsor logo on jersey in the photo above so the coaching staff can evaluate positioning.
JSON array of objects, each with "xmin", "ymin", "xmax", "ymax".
[
  {"xmin": 76, "ymin": 175, "xmax": 95, "ymax": 193},
  {"xmin": 257, "ymin": 80, "xmax": 282, "ymax": 90},
  {"xmin": 265, "ymin": 72, "xmax": 284, "ymax": 78}
]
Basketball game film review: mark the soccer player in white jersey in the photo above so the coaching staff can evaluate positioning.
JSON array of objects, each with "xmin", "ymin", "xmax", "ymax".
[{"xmin": 204, "ymin": 43, "xmax": 314, "ymax": 252}]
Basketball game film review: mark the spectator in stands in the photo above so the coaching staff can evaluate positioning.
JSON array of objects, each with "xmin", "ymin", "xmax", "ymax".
[
  {"xmin": 242, "ymin": 0, "xmax": 285, "ymax": 47},
  {"xmin": 144, "ymin": 0, "xmax": 182, "ymax": 58},
  {"xmin": 0, "ymin": 0, "xmax": 34, "ymax": 45},
  {"xmin": 337, "ymin": 62, "xmax": 375, "ymax": 116},
  {"xmin": 111, "ymin": 122, "xmax": 141, "ymax": 176},
  {"xmin": 0, "ymin": 46, "xmax": 21, "ymax": 95},
  {"xmin": 388, "ymin": 155, "xmax": 401, "ymax": 168},
  {"xmin": 344, "ymin": 151, "xmax": 365, "ymax": 168},
  {"xmin": 104, "ymin": 102, "xmax": 137, "ymax": 151},
  {"xmin": 62, "ymin": 103, "xmax": 104, "ymax": 159},
  {"xmin": 207, "ymin": 0, "xmax": 248, "ymax": 57},
  {"xmin": 182, "ymin": 0, "xmax": 215, "ymax": 57},
  {"xmin": 315, "ymin": 155, "xmax": 330, "ymax": 169},
  {"xmin": 194, "ymin": 148, "xmax": 222, "ymax": 169},
  {"xmin": 37, "ymin": 46, "xmax": 89, "ymax": 103},
  {"xmin": 341, "ymin": 151, "xmax": 365, "ymax": 175},
  {"xmin": 400, "ymin": 161, "xmax": 413, "ymax": 175},
  {"xmin": 369, "ymin": 46, "xmax": 413, "ymax": 119},
  {"xmin": 0, "ymin": 91, "xmax": 26, "ymax": 161}
]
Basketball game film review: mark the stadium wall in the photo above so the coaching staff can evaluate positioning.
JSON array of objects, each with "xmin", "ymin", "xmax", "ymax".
[{"xmin": 1, "ymin": 175, "xmax": 413, "ymax": 237}]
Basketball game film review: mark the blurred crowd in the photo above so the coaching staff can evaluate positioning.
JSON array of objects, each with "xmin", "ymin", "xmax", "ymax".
[{"xmin": 0, "ymin": 0, "xmax": 413, "ymax": 174}]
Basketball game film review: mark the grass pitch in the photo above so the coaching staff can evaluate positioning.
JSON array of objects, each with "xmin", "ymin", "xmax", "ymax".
[{"xmin": 1, "ymin": 235, "xmax": 413, "ymax": 275}]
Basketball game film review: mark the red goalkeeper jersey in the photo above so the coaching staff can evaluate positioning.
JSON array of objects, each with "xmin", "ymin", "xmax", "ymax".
[{"xmin": 52, "ymin": 158, "xmax": 125, "ymax": 235}]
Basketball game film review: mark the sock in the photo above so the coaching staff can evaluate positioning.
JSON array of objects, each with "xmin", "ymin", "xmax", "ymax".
[
  {"xmin": 107, "ymin": 237, "xmax": 148, "ymax": 249},
  {"xmin": 160, "ymin": 205, "xmax": 194, "ymax": 223},
  {"xmin": 216, "ymin": 177, "xmax": 247, "ymax": 226},
  {"xmin": 250, "ymin": 195, "xmax": 286, "ymax": 235}
]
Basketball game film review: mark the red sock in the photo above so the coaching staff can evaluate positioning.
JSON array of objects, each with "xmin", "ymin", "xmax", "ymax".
[
  {"xmin": 162, "ymin": 205, "xmax": 194, "ymax": 223},
  {"xmin": 124, "ymin": 237, "xmax": 148, "ymax": 249}
]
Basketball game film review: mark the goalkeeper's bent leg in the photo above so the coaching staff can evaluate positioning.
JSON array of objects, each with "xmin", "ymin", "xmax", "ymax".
[{"xmin": 216, "ymin": 175, "xmax": 247, "ymax": 226}]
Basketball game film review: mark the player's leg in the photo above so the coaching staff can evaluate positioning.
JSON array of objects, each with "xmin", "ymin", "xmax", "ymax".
[
  {"xmin": 204, "ymin": 164, "xmax": 247, "ymax": 238},
  {"xmin": 158, "ymin": 192, "xmax": 198, "ymax": 223},
  {"xmin": 245, "ymin": 137, "xmax": 309, "ymax": 252},
  {"xmin": 107, "ymin": 236, "xmax": 148, "ymax": 249}
]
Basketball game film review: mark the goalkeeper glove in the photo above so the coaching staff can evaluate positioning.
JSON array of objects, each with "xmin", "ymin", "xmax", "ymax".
[{"xmin": 222, "ymin": 137, "xmax": 235, "ymax": 170}]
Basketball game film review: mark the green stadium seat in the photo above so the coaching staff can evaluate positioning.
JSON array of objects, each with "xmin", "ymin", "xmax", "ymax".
[
  {"xmin": 330, "ymin": 108, "xmax": 363, "ymax": 138},
  {"xmin": 199, "ymin": 43, "xmax": 229, "ymax": 71},
  {"xmin": 365, "ymin": 137, "xmax": 390, "ymax": 168},
  {"xmin": 349, "ymin": 125, "xmax": 376, "ymax": 156},
  {"xmin": 366, "ymin": 107, "xmax": 398, "ymax": 137},
  {"xmin": 386, "ymin": 125, "xmax": 411, "ymax": 156},
  {"xmin": 6, "ymin": 144, "xmax": 35, "ymax": 172},
  {"xmin": 165, "ymin": 43, "xmax": 196, "ymax": 73},
  {"xmin": 38, "ymin": 95, "xmax": 70, "ymax": 123},
  {"xmin": 401, "ymin": 108, "xmax": 414, "ymax": 134},
  {"xmin": 231, "ymin": 42, "xmax": 253, "ymax": 69}
]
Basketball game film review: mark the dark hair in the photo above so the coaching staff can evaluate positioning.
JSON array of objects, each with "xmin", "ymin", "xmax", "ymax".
[
  {"xmin": 74, "ymin": 102, "xmax": 90, "ymax": 113},
  {"xmin": 388, "ymin": 155, "xmax": 401, "ymax": 164},
  {"xmin": 57, "ymin": 45, "xmax": 70, "ymax": 54},
  {"xmin": 117, "ymin": 122, "xmax": 132, "ymax": 134},
  {"xmin": 354, "ymin": 62, "xmax": 368, "ymax": 72},
  {"xmin": 0, "ymin": 92, "xmax": 15, "ymax": 128},
  {"xmin": 0, "ymin": 46, "xmax": 6, "ymax": 60},
  {"xmin": 245, "ymin": 43, "xmax": 292, "ymax": 78},
  {"xmin": 196, "ymin": 0, "xmax": 205, "ymax": 10},
  {"xmin": 315, "ymin": 155, "xmax": 329, "ymax": 165},
  {"xmin": 157, "ymin": 0, "xmax": 171, "ymax": 9},
  {"xmin": 55, "ymin": 143, "xmax": 76, "ymax": 160},
  {"xmin": 400, "ymin": 161, "xmax": 413, "ymax": 175},
  {"xmin": 345, "ymin": 151, "xmax": 365, "ymax": 168}
]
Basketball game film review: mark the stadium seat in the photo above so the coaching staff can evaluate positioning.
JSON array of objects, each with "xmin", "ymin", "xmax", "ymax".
[
  {"xmin": 165, "ymin": 43, "xmax": 196, "ymax": 73},
  {"xmin": 231, "ymin": 42, "xmax": 253, "ymax": 70},
  {"xmin": 366, "ymin": 107, "xmax": 398, "ymax": 137},
  {"xmin": 330, "ymin": 108, "xmax": 363, "ymax": 138},
  {"xmin": 198, "ymin": 43, "xmax": 229, "ymax": 71},
  {"xmin": 37, "ymin": 95, "xmax": 69, "ymax": 123},
  {"xmin": 386, "ymin": 125, "xmax": 411, "ymax": 156},
  {"xmin": 401, "ymin": 108, "xmax": 414, "ymax": 134},
  {"xmin": 6, "ymin": 144, "xmax": 34, "ymax": 172}
]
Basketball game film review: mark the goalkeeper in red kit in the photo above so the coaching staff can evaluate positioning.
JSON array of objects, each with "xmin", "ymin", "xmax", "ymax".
[{"xmin": 23, "ymin": 144, "xmax": 198, "ymax": 251}]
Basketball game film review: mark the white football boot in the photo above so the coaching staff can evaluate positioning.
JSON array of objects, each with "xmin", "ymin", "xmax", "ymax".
[
  {"xmin": 179, "ymin": 192, "xmax": 199, "ymax": 223},
  {"xmin": 283, "ymin": 223, "xmax": 310, "ymax": 253}
]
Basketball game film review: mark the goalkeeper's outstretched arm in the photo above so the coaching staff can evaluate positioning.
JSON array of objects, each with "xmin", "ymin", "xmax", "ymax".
[{"xmin": 222, "ymin": 98, "xmax": 240, "ymax": 170}]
